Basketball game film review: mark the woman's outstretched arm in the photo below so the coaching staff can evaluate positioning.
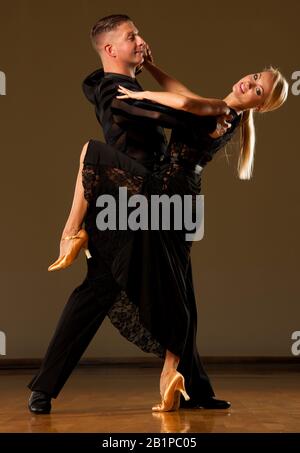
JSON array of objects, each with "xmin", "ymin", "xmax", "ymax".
[{"xmin": 116, "ymin": 85, "xmax": 230, "ymax": 117}]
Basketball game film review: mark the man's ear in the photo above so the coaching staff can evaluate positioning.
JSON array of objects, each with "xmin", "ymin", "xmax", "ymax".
[{"xmin": 104, "ymin": 44, "xmax": 116, "ymax": 58}]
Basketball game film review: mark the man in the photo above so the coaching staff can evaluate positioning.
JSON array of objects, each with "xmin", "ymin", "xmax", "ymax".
[{"xmin": 28, "ymin": 14, "xmax": 230, "ymax": 413}]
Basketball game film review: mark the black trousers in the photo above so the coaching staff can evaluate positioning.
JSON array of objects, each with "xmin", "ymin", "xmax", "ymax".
[
  {"xmin": 28, "ymin": 243, "xmax": 214, "ymax": 401},
  {"xmin": 178, "ymin": 258, "xmax": 215, "ymax": 402}
]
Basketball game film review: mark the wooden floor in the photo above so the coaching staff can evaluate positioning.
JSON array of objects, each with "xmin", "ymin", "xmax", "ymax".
[{"xmin": 0, "ymin": 364, "xmax": 299, "ymax": 433}]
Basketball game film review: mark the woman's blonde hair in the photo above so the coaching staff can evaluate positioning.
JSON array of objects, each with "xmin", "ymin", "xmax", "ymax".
[{"xmin": 237, "ymin": 66, "xmax": 289, "ymax": 180}]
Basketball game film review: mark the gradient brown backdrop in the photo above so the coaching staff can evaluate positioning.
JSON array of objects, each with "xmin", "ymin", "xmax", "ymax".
[{"xmin": 0, "ymin": 0, "xmax": 299, "ymax": 360}]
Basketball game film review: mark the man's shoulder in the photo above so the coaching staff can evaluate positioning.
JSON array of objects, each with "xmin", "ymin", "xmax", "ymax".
[
  {"xmin": 100, "ymin": 74, "xmax": 141, "ymax": 91},
  {"xmin": 96, "ymin": 75, "xmax": 142, "ymax": 106}
]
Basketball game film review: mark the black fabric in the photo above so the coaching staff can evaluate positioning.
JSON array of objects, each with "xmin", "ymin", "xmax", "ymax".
[
  {"xmin": 28, "ymin": 70, "xmax": 240, "ymax": 402},
  {"xmin": 80, "ymin": 104, "xmax": 240, "ymax": 360},
  {"xmin": 82, "ymin": 68, "xmax": 217, "ymax": 170},
  {"xmin": 28, "ymin": 260, "xmax": 120, "ymax": 398},
  {"xmin": 80, "ymin": 74, "xmax": 241, "ymax": 398},
  {"xmin": 82, "ymin": 69, "xmax": 167, "ymax": 169},
  {"xmin": 167, "ymin": 106, "xmax": 241, "ymax": 168},
  {"xmin": 80, "ymin": 140, "xmax": 216, "ymax": 399}
]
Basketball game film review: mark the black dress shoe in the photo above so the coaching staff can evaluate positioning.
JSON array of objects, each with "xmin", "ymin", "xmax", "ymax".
[
  {"xmin": 28, "ymin": 391, "xmax": 52, "ymax": 414},
  {"xmin": 180, "ymin": 397, "xmax": 231, "ymax": 409}
]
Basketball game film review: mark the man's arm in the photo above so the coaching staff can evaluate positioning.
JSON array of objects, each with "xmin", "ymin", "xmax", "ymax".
[
  {"xmin": 111, "ymin": 97, "xmax": 186, "ymax": 129},
  {"xmin": 97, "ymin": 77, "xmax": 217, "ymax": 133}
]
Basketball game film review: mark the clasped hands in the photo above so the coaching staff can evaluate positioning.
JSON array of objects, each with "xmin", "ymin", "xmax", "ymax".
[{"xmin": 209, "ymin": 113, "xmax": 233, "ymax": 138}]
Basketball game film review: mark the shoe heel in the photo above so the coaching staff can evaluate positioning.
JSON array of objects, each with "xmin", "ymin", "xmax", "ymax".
[
  {"xmin": 84, "ymin": 248, "xmax": 92, "ymax": 259},
  {"xmin": 179, "ymin": 388, "xmax": 190, "ymax": 401},
  {"xmin": 176, "ymin": 377, "xmax": 190, "ymax": 402},
  {"xmin": 82, "ymin": 239, "xmax": 92, "ymax": 259}
]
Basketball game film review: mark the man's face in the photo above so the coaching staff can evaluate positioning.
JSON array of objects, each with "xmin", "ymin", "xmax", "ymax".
[{"xmin": 107, "ymin": 21, "xmax": 145, "ymax": 66}]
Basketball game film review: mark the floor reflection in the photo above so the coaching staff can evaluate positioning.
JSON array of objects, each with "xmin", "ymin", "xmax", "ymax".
[
  {"xmin": 152, "ymin": 409, "xmax": 231, "ymax": 433},
  {"xmin": 27, "ymin": 415, "xmax": 58, "ymax": 433}
]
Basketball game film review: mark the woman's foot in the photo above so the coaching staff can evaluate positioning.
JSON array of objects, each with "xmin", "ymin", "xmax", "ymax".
[
  {"xmin": 48, "ymin": 228, "xmax": 91, "ymax": 271},
  {"xmin": 58, "ymin": 229, "xmax": 80, "ymax": 260},
  {"xmin": 152, "ymin": 369, "xmax": 190, "ymax": 412},
  {"xmin": 160, "ymin": 369, "xmax": 175, "ymax": 398}
]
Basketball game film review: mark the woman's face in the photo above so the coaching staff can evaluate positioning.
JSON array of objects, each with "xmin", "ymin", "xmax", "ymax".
[{"xmin": 232, "ymin": 71, "xmax": 275, "ymax": 110}]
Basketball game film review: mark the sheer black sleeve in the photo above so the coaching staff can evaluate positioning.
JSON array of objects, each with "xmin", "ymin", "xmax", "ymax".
[
  {"xmin": 96, "ymin": 76, "xmax": 217, "ymax": 132},
  {"xmin": 111, "ymin": 98, "xmax": 186, "ymax": 129}
]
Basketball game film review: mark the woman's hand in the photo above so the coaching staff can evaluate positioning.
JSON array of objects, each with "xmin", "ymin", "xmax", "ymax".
[
  {"xmin": 209, "ymin": 113, "xmax": 233, "ymax": 138},
  {"xmin": 116, "ymin": 85, "xmax": 146, "ymax": 101},
  {"xmin": 135, "ymin": 43, "xmax": 154, "ymax": 75},
  {"xmin": 143, "ymin": 43, "xmax": 154, "ymax": 65}
]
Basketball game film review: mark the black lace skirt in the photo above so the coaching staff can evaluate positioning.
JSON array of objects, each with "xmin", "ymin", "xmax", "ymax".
[{"xmin": 82, "ymin": 139, "xmax": 202, "ymax": 360}]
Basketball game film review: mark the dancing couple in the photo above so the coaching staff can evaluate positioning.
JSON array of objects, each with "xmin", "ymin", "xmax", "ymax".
[{"xmin": 27, "ymin": 14, "xmax": 288, "ymax": 414}]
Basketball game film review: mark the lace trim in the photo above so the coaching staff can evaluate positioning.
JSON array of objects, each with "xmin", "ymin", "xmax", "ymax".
[
  {"xmin": 82, "ymin": 165, "xmax": 101, "ymax": 204},
  {"xmin": 82, "ymin": 164, "xmax": 144, "ymax": 204},
  {"xmin": 108, "ymin": 290, "xmax": 165, "ymax": 359},
  {"xmin": 106, "ymin": 167, "xmax": 144, "ymax": 195},
  {"xmin": 168, "ymin": 141, "xmax": 198, "ymax": 163},
  {"xmin": 161, "ymin": 163, "xmax": 181, "ymax": 191}
]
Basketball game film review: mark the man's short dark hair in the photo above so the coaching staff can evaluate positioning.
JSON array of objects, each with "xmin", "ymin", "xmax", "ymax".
[{"xmin": 90, "ymin": 14, "xmax": 132, "ymax": 51}]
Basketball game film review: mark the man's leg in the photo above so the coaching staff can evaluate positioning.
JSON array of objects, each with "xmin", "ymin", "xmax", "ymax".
[
  {"xmin": 177, "ymin": 257, "xmax": 215, "ymax": 402},
  {"xmin": 28, "ymin": 262, "xmax": 119, "ymax": 399}
]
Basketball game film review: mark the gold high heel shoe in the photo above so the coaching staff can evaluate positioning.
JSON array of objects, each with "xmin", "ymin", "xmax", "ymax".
[
  {"xmin": 48, "ymin": 228, "xmax": 92, "ymax": 272},
  {"xmin": 152, "ymin": 370, "xmax": 190, "ymax": 412}
]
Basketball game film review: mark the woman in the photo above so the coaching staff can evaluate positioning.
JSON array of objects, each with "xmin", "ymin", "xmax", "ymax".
[{"xmin": 49, "ymin": 60, "xmax": 288, "ymax": 411}]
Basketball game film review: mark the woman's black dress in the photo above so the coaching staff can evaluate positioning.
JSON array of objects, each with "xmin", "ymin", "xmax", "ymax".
[{"xmin": 82, "ymin": 100, "xmax": 241, "ymax": 361}]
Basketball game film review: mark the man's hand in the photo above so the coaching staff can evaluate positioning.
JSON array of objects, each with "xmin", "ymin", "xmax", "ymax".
[{"xmin": 209, "ymin": 113, "xmax": 233, "ymax": 139}]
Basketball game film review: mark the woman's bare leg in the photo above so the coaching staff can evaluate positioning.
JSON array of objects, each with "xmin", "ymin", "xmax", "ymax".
[
  {"xmin": 58, "ymin": 142, "xmax": 89, "ymax": 259},
  {"xmin": 160, "ymin": 350, "xmax": 180, "ymax": 396}
]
